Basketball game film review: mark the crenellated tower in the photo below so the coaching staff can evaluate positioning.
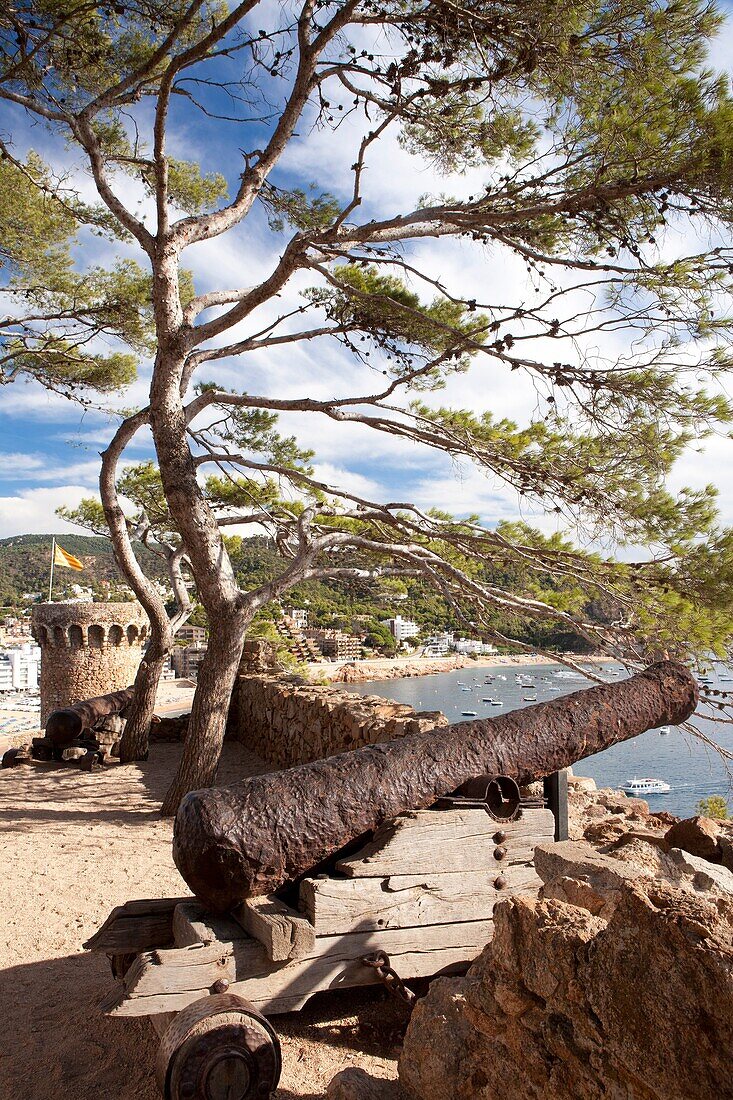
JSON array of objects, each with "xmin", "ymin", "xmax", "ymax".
[{"xmin": 31, "ymin": 602, "xmax": 148, "ymax": 723}]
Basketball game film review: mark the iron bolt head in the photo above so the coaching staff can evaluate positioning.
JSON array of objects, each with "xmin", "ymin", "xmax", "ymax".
[
  {"xmin": 494, "ymin": 875, "xmax": 507, "ymax": 889},
  {"xmin": 493, "ymin": 846, "xmax": 507, "ymax": 861},
  {"xmin": 493, "ymin": 830, "xmax": 507, "ymax": 844},
  {"xmin": 212, "ymin": 978, "xmax": 230, "ymax": 994}
]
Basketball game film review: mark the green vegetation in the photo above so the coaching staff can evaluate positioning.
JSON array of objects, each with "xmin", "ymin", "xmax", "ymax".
[
  {"xmin": 0, "ymin": 531, "xmax": 611, "ymax": 655},
  {"xmin": 696, "ymin": 795, "xmax": 730, "ymax": 820}
]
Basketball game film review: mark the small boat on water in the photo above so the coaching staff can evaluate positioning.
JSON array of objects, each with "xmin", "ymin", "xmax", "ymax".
[
  {"xmin": 490, "ymin": 699, "xmax": 504, "ymax": 706},
  {"xmin": 462, "ymin": 710, "xmax": 478, "ymax": 717},
  {"xmin": 658, "ymin": 725, "xmax": 671, "ymax": 735},
  {"xmin": 620, "ymin": 777, "xmax": 671, "ymax": 795},
  {"xmin": 523, "ymin": 696, "xmax": 537, "ymax": 702}
]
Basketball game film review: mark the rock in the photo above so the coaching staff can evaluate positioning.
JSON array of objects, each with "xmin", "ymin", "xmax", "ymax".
[
  {"xmin": 720, "ymin": 835, "xmax": 733, "ymax": 875},
  {"xmin": 398, "ymin": 879, "xmax": 733, "ymax": 1100},
  {"xmin": 326, "ymin": 1067, "xmax": 403, "ymax": 1100},
  {"xmin": 595, "ymin": 789, "xmax": 649, "ymax": 815},
  {"xmin": 1, "ymin": 745, "xmax": 31, "ymax": 767},
  {"xmin": 535, "ymin": 840, "xmax": 647, "ymax": 917},
  {"xmin": 61, "ymin": 746, "xmax": 87, "ymax": 761},
  {"xmin": 600, "ymin": 837, "xmax": 676, "ymax": 879},
  {"xmin": 604, "ymin": 829, "xmax": 670, "ymax": 854},
  {"xmin": 398, "ymin": 978, "xmax": 486, "ymax": 1100},
  {"xmin": 567, "ymin": 773, "xmax": 597, "ymax": 793},
  {"xmin": 665, "ymin": 816, "xmax": 721, "ymax": 863},
  {"xmin": 667, "ymin": 847, "xmax": 733, "ymax": 896}
]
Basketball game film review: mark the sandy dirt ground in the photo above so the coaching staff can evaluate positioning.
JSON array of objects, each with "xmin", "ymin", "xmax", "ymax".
[{"xmin": 0, "ymin": 744, "xmax": 405, "ymax": 1100}]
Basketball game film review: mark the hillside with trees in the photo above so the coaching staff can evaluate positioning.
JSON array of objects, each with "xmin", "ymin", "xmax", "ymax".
[{"xmin": 1, "ymin": 531, "xmax": 599, "ymax": 654}]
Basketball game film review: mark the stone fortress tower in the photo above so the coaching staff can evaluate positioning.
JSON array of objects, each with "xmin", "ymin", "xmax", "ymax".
[{"xmin": 31, "ymin": 602, "xmax": 148, "ymax": 724}]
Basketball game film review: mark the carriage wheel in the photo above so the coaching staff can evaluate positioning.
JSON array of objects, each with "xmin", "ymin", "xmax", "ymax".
[{"xmin": 155, "ymin": 994, "xmax": 281, "ymax": 1100}]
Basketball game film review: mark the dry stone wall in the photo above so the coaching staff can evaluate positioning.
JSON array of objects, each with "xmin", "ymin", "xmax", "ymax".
[
  {"xmin": 32, "ymin": 602, "xmax": 148, "ymax": 723},
  {"xmin": 228, "ymin": 673, "xmax": 448, "ymax": 767}
]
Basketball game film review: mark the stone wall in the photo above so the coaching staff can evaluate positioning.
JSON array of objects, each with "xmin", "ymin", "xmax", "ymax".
[
  {"xmin": 228, "ymin": 673, "xmax": 448, "ymax": 767},
  {"xmin": 32, "ymin": 602, "xmax": 148, "ymax": 723}
]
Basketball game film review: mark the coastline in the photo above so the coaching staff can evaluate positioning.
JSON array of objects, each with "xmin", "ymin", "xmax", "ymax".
[{"xmin": 309, "ymin": 652, "xmax": 609, "ymax": 684}]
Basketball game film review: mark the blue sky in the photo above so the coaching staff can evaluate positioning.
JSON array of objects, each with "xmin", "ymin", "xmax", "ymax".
[{"xmin": 1, "ymin": 5, "xmax": 733, "ymax": 545}]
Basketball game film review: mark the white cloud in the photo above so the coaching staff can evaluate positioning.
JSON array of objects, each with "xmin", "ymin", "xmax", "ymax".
[
  {"xmin": 0, "ymin": 452, "xmax": 103, "ymax": 485},
  {"xmin": 311, "ymin": 462, "xmax": 385, "ymax": 501},
  {"xmin": 0, "ymin": 486, "xmax": 94, "ymax": 539}
]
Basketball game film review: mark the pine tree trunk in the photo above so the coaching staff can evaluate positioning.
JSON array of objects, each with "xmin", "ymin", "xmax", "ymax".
[
  {"xmin": 119, "ymin": 644, "xmax": 168, "ymax": 762},
  {"xmin": 161, "ymin": 611, "xmax": 248, "ymax": 816}
]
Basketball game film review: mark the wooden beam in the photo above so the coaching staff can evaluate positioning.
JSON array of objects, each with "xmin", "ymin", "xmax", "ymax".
[
  {"xmin": 83, "ymin": 896, "xmax": 190, "ymax": 953},
  {"xmin": 300, "ymin": 864, "xmax": 542, "ymax": 935},
  {"xmin": 335, "ymin": 808, "xmax": 555, "ymax": 878},
  {"xmin": 103, "ymin": 918, "xmax": 494, "ymax": 1018},
  {"xmin": 233, "ymin": 895, "xmax": 316, "ymax": 961}
]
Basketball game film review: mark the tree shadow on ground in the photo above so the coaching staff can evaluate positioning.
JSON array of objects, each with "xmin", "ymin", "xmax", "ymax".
[{"xmin": 0, "ymin": 740, "xmax": 268, "ymax": 831}]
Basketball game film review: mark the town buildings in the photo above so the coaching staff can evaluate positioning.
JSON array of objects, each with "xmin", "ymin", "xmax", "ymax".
[
  {"xmin": 385, "ymin": 615, "xmax": 420, "ymax": 643},
  {"xmin": 0, "ymin": 642, "xmax": 41, "ymax": 692},
  {"xmin": 304, "ymin": 628, "xmax": 361, "ymax": 661}
]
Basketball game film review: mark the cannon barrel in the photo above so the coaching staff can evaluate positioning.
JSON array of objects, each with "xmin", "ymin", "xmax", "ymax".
[
  {"xmin": 173, "ymin": 660, "xmax": 698, "ymax": 911},
  {"xmin": 45, "ymin": 686, "xmax": 135, "ymax": 747}
]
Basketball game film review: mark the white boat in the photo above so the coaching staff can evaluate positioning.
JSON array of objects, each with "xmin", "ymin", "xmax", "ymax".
[
  {"xmin": 461, "ymin": 710, "xmax": 478, "ymax": 717},
  {"xmin": 523, "ymin": 696, "xmax": 537, "ymax": 702},
  {"xmin": 658, "ymin": 726, "xmax": 671, "ymax": 735},
  {"xmin": 490, "ymin": 699, "xmax": 504, "ymax": 706},
  {"xmin": 620, "ymin": 777, "xmax": 671, "ymax": 795}
]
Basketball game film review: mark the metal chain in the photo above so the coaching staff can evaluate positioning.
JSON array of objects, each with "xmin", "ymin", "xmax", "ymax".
[{"xmin": 361, "ymin": 950, "xmax": 417, "ymax": 1008}]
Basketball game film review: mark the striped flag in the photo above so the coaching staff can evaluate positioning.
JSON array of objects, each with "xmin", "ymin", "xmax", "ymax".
[{"xmin": 53, "ymin": 543, "xmax": 84, "ymax": 571}]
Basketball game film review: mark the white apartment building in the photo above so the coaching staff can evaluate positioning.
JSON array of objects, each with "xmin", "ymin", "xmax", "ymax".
[
  {"xmin": 386, "ymin": 615, "xmax": 420, "ymax": 642},
  {"xmin": 454, "ymin": 638, "xmax": 498, "ymax": 656},
  {"xmin": 422, "ymin": 631, "xmax": 454, "ymax": 656},
  {"xmin": 284, "ymin": 607, "xmax": 309, "ymax": 629},
  {"xmin": 0, "ymin": 643, "xmax": 41, "ymax": 692}
]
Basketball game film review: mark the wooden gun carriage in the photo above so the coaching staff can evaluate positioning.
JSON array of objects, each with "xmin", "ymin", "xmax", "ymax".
[{"xmin": 86, "ymin": 774, "xmax": 566, "ymax": 1100}]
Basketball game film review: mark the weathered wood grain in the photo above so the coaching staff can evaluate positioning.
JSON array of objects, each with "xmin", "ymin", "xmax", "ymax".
[
  {"xmin": 335, "ymin": 808, "xmax": 555, "ymax": 878},
  {"xmin": 105, "ymin": 918, "xmax": 493, "ymax": 1018},
  {"xmin": 300, "ymin": 864, "xmax": 542, "ymax": 934},
  {"xmin": 233, "ymin": 895, "xmax": 316, "ymax": 961},
  {"xmin": 173, "ymin": 902, "xmax": 247, "ymax": 948},
  {"xmin": 83, "ymin": 896, "xmax": 190, "ymax": 953}
]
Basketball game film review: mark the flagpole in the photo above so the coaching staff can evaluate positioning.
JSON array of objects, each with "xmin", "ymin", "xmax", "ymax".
[{"xmin": 48, "ymin": 537, "xmax": 56, "ymax": 603}]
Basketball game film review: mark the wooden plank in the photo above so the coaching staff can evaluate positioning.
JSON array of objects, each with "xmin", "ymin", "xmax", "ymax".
[
  {"xmin": 123, "ymin": 942, "xmax": 243, "ymax": 995},
  {"xmin": 83, "ymin": 896, "xmax": 190, "ymax": 952},
  {"xmin": 233, "ymin": 895, "xmax": 316, "ymax": 961},
  {"xmin": 105, "ymin": 918, "xmax": 494, "ymax": 1018},
  {"xmin": 336, "ymin": 808, "xmax": 555, "ymax": 878},
  {"xmin": 173, "ymin": 902, "xmax": 248, "ymax": 948},
  {"xmin": 300, "ymin": 864, "xmax": 542, "ymax": 934}
]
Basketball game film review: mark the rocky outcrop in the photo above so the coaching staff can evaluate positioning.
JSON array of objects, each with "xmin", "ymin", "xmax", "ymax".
[{"xmin": 395, "ymin": 826, "xmax": 733, "ymax": 1100}]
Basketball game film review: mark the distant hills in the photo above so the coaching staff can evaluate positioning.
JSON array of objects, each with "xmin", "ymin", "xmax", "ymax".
[
  {"xmin": 0, "ymin": 532, "xmax": 593, "ymax": 652},
  {"xmin": 0, "ymin": 534, "xmax": 164, "ymax": 606}
]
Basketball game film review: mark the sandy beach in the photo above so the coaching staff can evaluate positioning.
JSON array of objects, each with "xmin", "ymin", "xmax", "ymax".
[
  {"xmin": 313, "ymin": 651, "xmax": 609, "ymax": 684},
  {"xmin": 0, "ymin": 744, "xmax": 405, "ymax": 1100}
]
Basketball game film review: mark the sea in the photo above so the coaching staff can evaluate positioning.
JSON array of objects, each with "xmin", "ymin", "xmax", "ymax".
[{"xmin": 349, "ymin": 661, "xmax": 733, "ymax": 819}]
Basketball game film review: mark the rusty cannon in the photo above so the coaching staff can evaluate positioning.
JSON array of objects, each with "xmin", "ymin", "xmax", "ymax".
[
  {"xmin": 24, "ymin": 686, "xmax": 136, "ymax": 767},
  {"xmin": 45, "ymin": 686, "xmax": 136, "ymax": 747},
  {"xmin": 174, "ymin": 660, "xmax": 698, "ymax": 911}
]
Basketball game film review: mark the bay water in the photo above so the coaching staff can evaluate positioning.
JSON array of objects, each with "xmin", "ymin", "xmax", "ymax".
[{"xmin": 349, "ymin": 661, "xmax": 733, "ymax": 818}]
